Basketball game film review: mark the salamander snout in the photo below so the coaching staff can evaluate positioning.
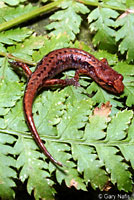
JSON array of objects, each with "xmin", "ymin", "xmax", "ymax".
[{"xmin": 113, "ymin": 74, "xmax": 124, "ymax": 93}]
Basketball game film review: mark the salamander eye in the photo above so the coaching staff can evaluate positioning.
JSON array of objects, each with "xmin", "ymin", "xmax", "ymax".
[
  {"xmin": 119, "ymin": 74, "xmax": 123, "ymax": 81},
  {"xmin": 108, "ymin": 80, "xmax": 113, "ymax": 85}
]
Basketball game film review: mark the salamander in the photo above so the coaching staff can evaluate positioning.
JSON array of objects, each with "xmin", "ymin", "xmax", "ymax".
[{"xmin": 10, "ymin": 48, "xmax": 124, "ymax": 167}]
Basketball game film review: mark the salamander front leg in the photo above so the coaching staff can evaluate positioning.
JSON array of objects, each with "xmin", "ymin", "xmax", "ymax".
[
  {"xmin": 9, "ymin": 61, "xmax": 32, "ymax": 78},
  {"xmin": 73, "ymin": 68, "xmax": 90, "ymax": 81},
  {"xmin": 43, "ymin": 68, "xmax": 90, "ymax": 88},
  {"xmin": 100, "ymin": 58, "xmax": 109, "ymax": 65}
]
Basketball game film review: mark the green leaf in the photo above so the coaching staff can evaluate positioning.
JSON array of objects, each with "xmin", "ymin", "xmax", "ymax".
[
  {"xmin": 0, "ymin": 43, "xmax": 6, "ymax": 52},
  {"xmin": 116, "ymin": 13, "xmax": 134, "ymax": 62},
  {"xmin": 86, "ymin": 82, "xmax": 123, "ymax": 108},
  {"xmin": 126, "ymin": 0, "xmax": 134, "ymax": 8},
  {"xmin": 88, "ymin": 7, "xmax": 119, "ymax": 49},
  {"xmin": 33, "ymin": 90, "xmax": 67, "ymax": 136},
  {"xmin": 4, "ymin": 99, "xmax": 28, "ymax": 132},
  {"xmin": 0, "ymin": 134, "xmax": 17, "ymax": 200},
  {"xmin": 93, "ymin": 50, "xmax": 118, "ymax": 65},
  {"xmin": 0, "ymin": 57, "xmax": 24, "ymax": 114},
  {"xmin": 32, "ymin": 34, "xmax": 71, "ymax": 62},
  {"xmin": 84, "ymin": 115, "xmax": 107, "ymax": 140},
  {"xmin": 72, "ymin": 144, "xmax": 108, "ymax": 190},
  {"xmin": 7, "ymin": 36, "xmax": 44, "ymax": 61},
  {"xmin": 118, "ymin": 118, "xmax": 134, "ymax": 169},
  {"xmin": 2, "ymin": 0, "xmax": 27, "ymax": 6},
  {"xmin": 63, "ymin": 85, "xmax": 87, "ymax": 104},
  {"xmin": 0, "ymin": 28, "xmax": 33, "ymax": 45},
  {"xmin": 56, "ymin": 167, "xmax": 87, "ymax": 191},
  {"xmin": 0, "ymin": 80, "xmax": 23, "ymax": 115},
  {"xmin": 127, "ymin": 118, "xmax": 134, "ymax": 142},
  {"xmin": 60, "ymin": 0, "xmax": 89, "ymax": 13},
  {"xmin": 106, "ymin": 110, "xmax": 133, "ymax": 141},
  {"xmin": 46, "ymin": 0, "xmax": 89, "ymax": 40},
  {"xmin": 0, "ymin": 57, "xmax": 20, "ymax": 82},
  {"xmin": 57, "ymin": 98, "xmax": 93, "ymax": 139},
  {"xmin": 114, "ymin": 62, "xmax": 134, "ymax": 106},
  {"xmin": 45, "ymin": 141, "xmax": 72, "ymax": 170},
  {"xmin": 102, "ymin": 0, "xmax": 126, "ymax": 9},
  {"xmin": 15, "ymin": 136, "xmax": 56, "ymax": 200},
  {"xmin": 0, "ymin": 4, "xmax": 36, "ymax": 22},
  {"xmin": 119, "ymin": 144, "xmax": 134, "ymax": 169},
  {"xmin": 96, "ymin": 146, "xmax": 132, "ymax": 192},
  {"xmin": 0, "ymin": 153, "xmax": 16, "ymax": 199}
]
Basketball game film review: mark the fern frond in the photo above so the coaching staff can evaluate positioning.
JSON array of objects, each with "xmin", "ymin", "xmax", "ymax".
[
  {"xmin": 114, "ymin": 62, "xmax": 134, "ymax": 106},
  {"xmin": 88, "ymin": 7, "xmax": 118, "ymax": 49},
  {"xmin": 0, "ymin": 28, "xmax": 33, "ymax": 44},
  {"xmin": 0, "ymin": 134, "xmax": 17, "ymax": 200},
  {"xmin": 33, "ymin": 89, "xmax": 67, "ymax": 136},
  {"xmin": 106, "ymin": 110, "xmax": 133, "ymax": 141},
  {"xmin": 45, "ymin": 0, "xmax": 89, "ymax": 40},
  {"xmin": 14, "ymin": 136, "xmax": 56, "ymax": 200},
  {"xmin": 96, "ymin": 146, "xmax": 132, "ymax": 192},
  {"xmin": 4, "ymin": 99, "xmax": 28, "ymax": 132},
  {"xmin": 0, "ymin": 4, "xmax": 36, "ymax": 23},
  {"xmin": 0, "ymin": 80, "xmax": 23, "ymax": 115},
  {"xmin": 1, "ymin": 0, "xmax": 27, "ymax": 6},
  {"xmin": 32, "ymin": 34, "xmax": 71, "ymax": 62},
  {"xmin": 7, "ymin": 36, "xmax": 45, "ymax": 61},
  {"xmin": 58, "ymin": 97, "xmax": 93, "ymax": 139},
  {"xmin": 116, "ymin": 13, "xmax": 134, "ymax": 62},
  {"xmin": 72, "ymin": 144, "xmax": 109, "ymax": 190},
  {"xmin": 56, "ymin": 166, "xmax": 87, "ymax": 191},
  {"xmin": 87, "ymin": 82, "xmax": 123, "ymax": 108}
]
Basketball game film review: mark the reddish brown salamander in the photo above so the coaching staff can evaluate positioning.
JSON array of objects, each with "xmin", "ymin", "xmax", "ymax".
[{"xmin": 10, "ymin": 48, "xmax": 124, "ymax": 167}]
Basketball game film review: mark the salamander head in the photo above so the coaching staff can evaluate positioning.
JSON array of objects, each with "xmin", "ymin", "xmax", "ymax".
[
  {"xmin": 102, "ymin": 74, "xmax": 124, "ymax": 94},
  {"xmin": 89, "ymin": 62, "xmax": 124, "ymax": 94},
  {"xmin": 112, "ymin": 74, "xmax": 124, "ymax": 94}
]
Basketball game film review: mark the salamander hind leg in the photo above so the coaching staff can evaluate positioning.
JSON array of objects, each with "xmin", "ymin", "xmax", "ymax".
[{"xmin": 9, "ymin": 61, "xmax": 32, "ymax": 77}]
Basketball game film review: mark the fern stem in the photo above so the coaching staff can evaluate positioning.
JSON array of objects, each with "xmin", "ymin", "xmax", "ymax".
[
  {"xmin": 1, "ymin": 128, "xmax": 132, "ymax": 145},
  {"xmin": 0, "ymin": 129, "xmax": 31, "ymax": 138},
  {"xmin": 0, "ymin": 0, "xmax": 63, "ymax": 32},
  {"xmin": 78, "ymin": 0, "xmax": 126, "ymax": 12},
  {"xmin": 0, "ymin": 51, "xmax": 36, "ymax": 65}
]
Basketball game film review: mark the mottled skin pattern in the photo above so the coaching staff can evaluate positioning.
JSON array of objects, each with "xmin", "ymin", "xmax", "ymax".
[{"xmin": 10, "ymin": 48, "xmax": 124, "ymax": 166}]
